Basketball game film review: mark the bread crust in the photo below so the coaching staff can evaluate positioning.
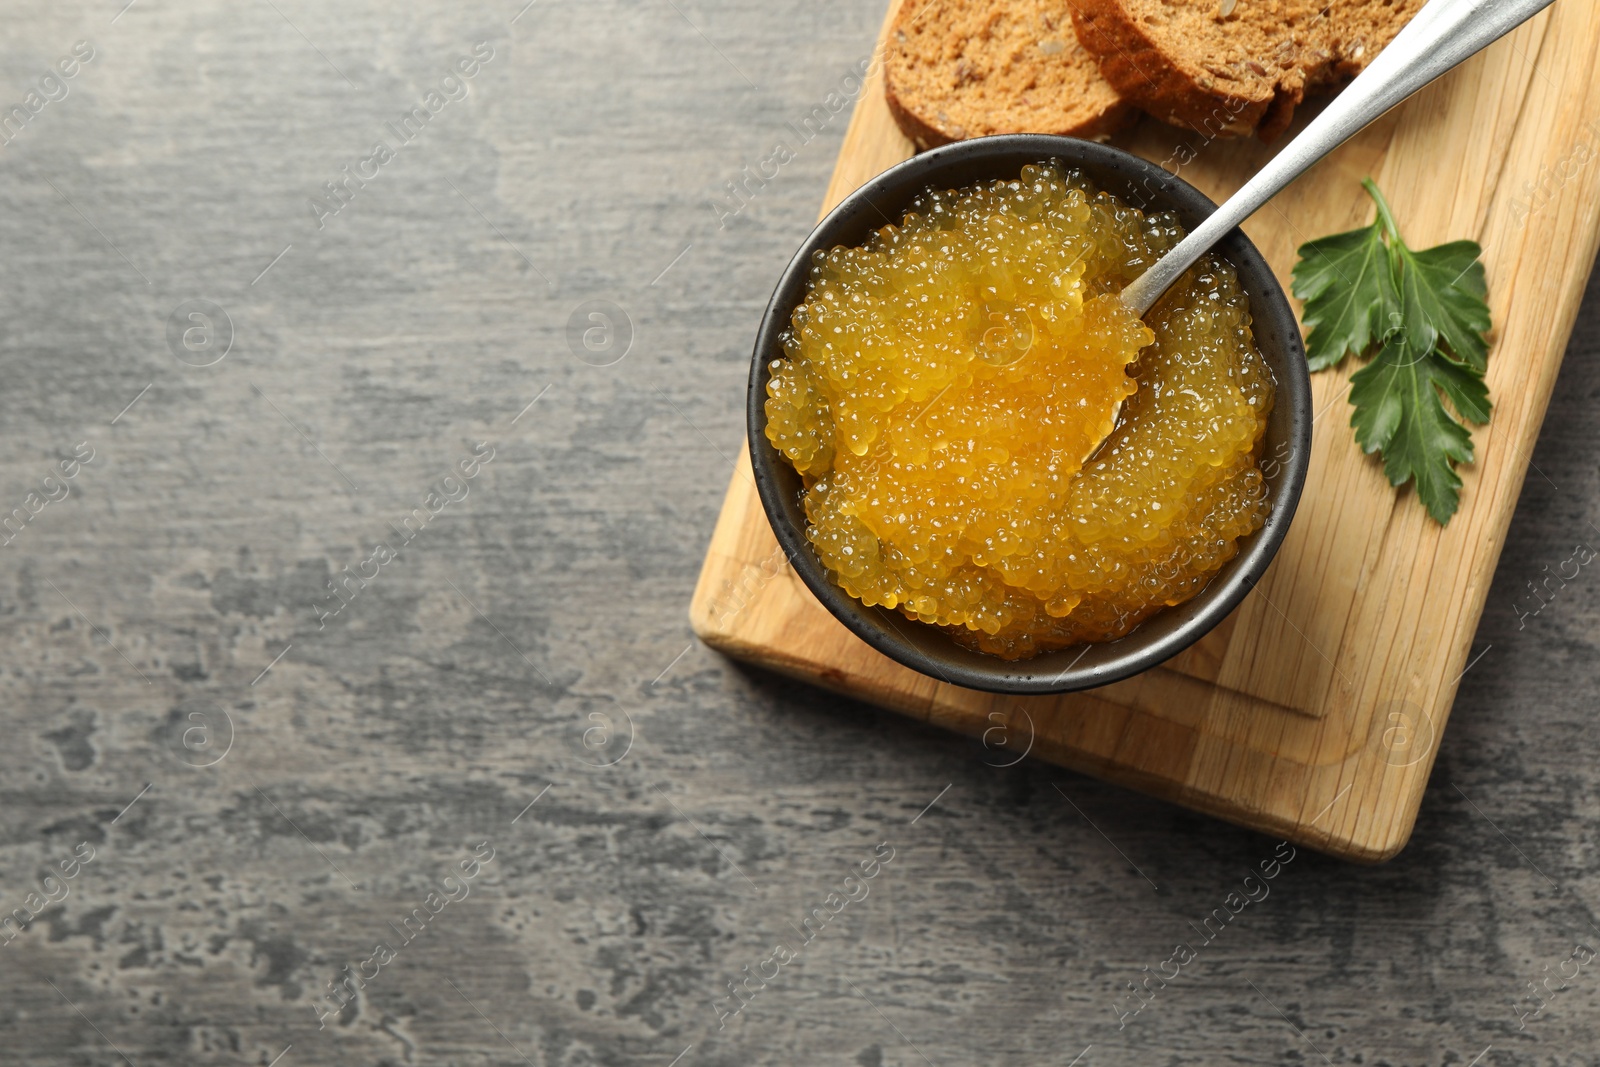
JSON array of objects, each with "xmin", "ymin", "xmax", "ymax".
[
  {"xmin": 1070, "ymin": 0, "xmax": 1422, "ymax": 140},
  {"xmin": 884, "ymin": 69, "xmax": 1130, "ymax": 150},
  {"xmin": 1069, "ymin": 0, "xmax": 1270, "ymax": 138},
  {"xmin": 884, "ymin": 73, "xmax": 964, "ymax": 151},
  {"xmin": 884, "ymin": 0, "xmax": 1133, "ymax": 151}
]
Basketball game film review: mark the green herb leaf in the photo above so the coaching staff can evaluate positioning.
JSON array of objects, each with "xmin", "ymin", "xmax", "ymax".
[
  {"xmin": 1290, "ymin": 220, "xmax": 1395, "ymax": 371},
  {"xmin": 1394, "ymin": 239, "xmax": 1491, "ymax": 371},
  {"xmin": 1293, "ymin": 177, "xmax": 1495, "ymax": 526},
  {"xmin": 1347, "ymin": 331, "xmax": 1490, "ymax": 525}
]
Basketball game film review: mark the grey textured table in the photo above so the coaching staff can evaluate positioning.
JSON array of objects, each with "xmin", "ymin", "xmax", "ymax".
[{"xmin": 2, "ymin": 2, "xmax": 1598, "ymax": 1065}]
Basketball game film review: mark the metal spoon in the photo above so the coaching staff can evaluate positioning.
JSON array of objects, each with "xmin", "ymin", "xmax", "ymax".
[{"xmin": 1119, "ymin": 0, "xmax": 1558, "ymax": 316}]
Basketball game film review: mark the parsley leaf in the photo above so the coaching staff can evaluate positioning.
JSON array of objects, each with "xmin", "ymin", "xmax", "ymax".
[
  {"xmin": 1290, "ymin": 218, "xmax": 1395, "ymax": 371},
  {"xmin": 1348, "ymin": 331, "xmax": 1491, "ymax": 525},
  {"xmin": 1291, "ymin": 178, "xmax": 1494, "ymax": 525},
  {"xmin": 1395, "ymin": 239, "xmax": 1491, "ymax": 372}
]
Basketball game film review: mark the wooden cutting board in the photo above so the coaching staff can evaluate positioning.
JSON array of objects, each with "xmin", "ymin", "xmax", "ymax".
[{"xmin": 690, "ymin": 0, "xmax": 1600, "ymax": 861}]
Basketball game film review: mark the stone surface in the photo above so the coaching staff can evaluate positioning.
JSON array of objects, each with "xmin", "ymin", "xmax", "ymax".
[{"xmin": 1, "ymin": 2, "xmax": 1598, "ymax": 1065}]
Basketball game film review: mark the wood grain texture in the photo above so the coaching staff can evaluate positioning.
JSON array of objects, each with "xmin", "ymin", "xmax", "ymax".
[{"xmin": 691, "ymin": 0, "xmax": 1600, "ymax": 861}]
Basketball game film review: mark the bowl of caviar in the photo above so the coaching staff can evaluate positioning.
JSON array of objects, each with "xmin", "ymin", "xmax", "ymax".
[{"xmin": 749, "ymin": 135, "xmax": 1310, "ymax": 694}]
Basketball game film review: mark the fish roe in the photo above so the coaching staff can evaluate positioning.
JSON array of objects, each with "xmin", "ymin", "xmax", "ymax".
[{"xmin": 765, "ymin": 161, "xmax": 1274, "ymax": 660}]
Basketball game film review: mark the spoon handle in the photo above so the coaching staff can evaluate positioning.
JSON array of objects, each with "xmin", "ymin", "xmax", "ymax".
[{"xmin": 1119, "ymin": 0, "xmax": 1558, "ymax": 315}]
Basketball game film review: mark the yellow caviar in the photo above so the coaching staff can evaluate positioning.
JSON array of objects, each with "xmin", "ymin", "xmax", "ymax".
[{"xmin": 765, "ymin": 161, "xmax": 1274, "ymax": 660}]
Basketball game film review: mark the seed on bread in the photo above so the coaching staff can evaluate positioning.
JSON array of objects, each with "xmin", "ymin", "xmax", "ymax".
[
  {"xmin": 884, "ymin": 0, "xmax": 1131, "ymax": 150},
  {"xmin": 1069, "ymin": 0, "xmax": 1424, "ymax": 140}
]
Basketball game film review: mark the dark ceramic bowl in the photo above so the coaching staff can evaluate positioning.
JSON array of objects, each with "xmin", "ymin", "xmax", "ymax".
[{"xmin": 748, "ymin": 135, "xmax": 1310, "ymax": 694}]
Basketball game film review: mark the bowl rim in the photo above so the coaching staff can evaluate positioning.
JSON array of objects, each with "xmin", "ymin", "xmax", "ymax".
[{"xmin": 746, "ymin": 134, "xmax": 1312, "ymax": 695}]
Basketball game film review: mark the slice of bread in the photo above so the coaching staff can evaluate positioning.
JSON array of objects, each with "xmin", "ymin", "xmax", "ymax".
[
  {"xmin": 1070, "ymin": 0, "xmax": 1424, "ymax": 139},
  {"xmin": 885, "ymin": 0, "xmax": 1132, "ymax": 150}
]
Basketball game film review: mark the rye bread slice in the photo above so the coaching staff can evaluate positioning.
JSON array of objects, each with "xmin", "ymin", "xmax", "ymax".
[
  {"xmin": 885, "ymin": 0, "xmax": 1132, "ymax": 150},
  {"xmin": 1070, "ymin": 0, "xmax": 1424, "ymax": 140}
]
